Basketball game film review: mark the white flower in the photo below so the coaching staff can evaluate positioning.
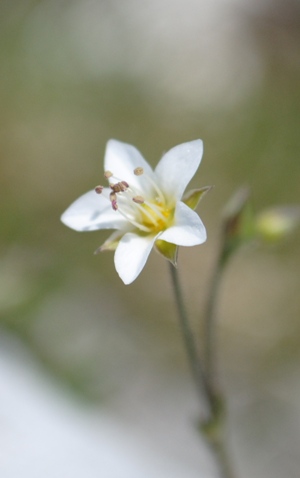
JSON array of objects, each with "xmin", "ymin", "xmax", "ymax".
[{"xmin": 61, "ymin": 139, "xmax": 209, "ymax": 284}]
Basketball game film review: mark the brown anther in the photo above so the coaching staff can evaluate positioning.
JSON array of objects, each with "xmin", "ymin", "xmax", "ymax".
[
  {"xmin": 104, "ymin": 171, "xmax": 113, "ymax": 179},
  {"xmin": 134, "ymin": 167, "xmax": 144, "ymax": 176},
  {"xmin": 109, "ymin": 192, "xmax": 118, "ymax": 210},
  {"xmin": 110, "ymin": 181, "xmax": 129, "ymax": 193},
  {"xmin": 111, "ymin": 183, "xmax": 122, "ymax": 193},
  {"xmin": 95, "ymin": 185, "xmax": 104, "ymax": 194},
  {"xmin": 118, "ymin": 183, "xmax": 126, "ymax": 192},
  {"xmin": 132, "ymin": 195, "xmax": 145, "ymax": 204}
]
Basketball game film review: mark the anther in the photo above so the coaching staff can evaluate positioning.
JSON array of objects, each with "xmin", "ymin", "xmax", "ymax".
[
  {"xmin": 110, "ymin": 192, "xmax": 118, "ymax": 210},
  {"xmin": 132, "ymin": 195, "xmax": 145, "ymax": 204},
  {"xmin": 134, "ymin": 167, "xmax": 144, "ymax": 176},
  {"xmin": 111, "ymin": 183, "xmax": 122, "ymax": 193},
  {"xmin": 110, "ymin": 181, "xmax": 130, "ymax": 193},
  {"xmin": 104, "ymin": 171, "xmax": 113, "ymax": 179},
  {"xmin": 95, "ymin": 185, "xmax": 104, "ymax": 194}
]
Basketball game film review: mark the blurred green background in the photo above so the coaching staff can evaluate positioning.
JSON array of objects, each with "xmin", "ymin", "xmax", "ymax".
[{"xmin": 0, "ymin": 0, "xmax": 300, "ymax": 476}]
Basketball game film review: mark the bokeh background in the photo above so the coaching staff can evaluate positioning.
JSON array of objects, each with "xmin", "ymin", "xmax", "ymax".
[{"xmin": 0, "ymin": 0, "xmax": 299, "ymax": 477}]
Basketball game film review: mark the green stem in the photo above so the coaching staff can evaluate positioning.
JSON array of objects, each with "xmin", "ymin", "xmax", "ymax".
[
  {"xmin": 168, "ymin": 262, "xmax": 212, "ymax": 418},
  {"xmin": 169, "ymin": 260, "xmax": 237, "ymax": 478},
  {"xmin": 200, "ymin": 393, "xmax": 237, "ymax": 478},
  {"xmin": 201, "ymin": 245, "xmax": 238, "ymax": 478},
  {"xmin": 204, "ymin": 256, "xmax": 224, "ymax": 399},
  {"xmin": 207, "ymin": 430, "xmax": 237, "ymax": 478}
]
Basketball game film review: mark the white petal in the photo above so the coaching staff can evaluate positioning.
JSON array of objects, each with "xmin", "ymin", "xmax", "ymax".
[
  {"xmin": 159, "ymin": 201, "xmax": 206, "ymax": 246},
  {"xmin": 104, "ymin": 140, "xmax": 155, "ymax": 195},
  {"xmin": 155, "ymin": 140, "xmax": 203, "ymax": 201},
  {"xmin": 114, "ymin": 232, "xmax": 158, "ymax": 284},
  {"xmin": 61, "ymin": 189, "xmax": 128, "ymax": 231}
]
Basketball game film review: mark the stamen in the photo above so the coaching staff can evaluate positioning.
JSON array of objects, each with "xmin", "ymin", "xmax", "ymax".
[
  {"xmin": 140, "ymin": 173, "xmax": 165, "ymax": 204},
  {"xmin": 133, "ymin": 202, "xmax": 160, "ymax": 226},
  {"xmin": 110, "ymin": 192, "xmax": 118, "ymax": 210},
  {"xmin": 111, "ymin": 181, "xmax": 129, "ymax": 193},
  {"xmin": 132, "ymin": 195, "xmax": 145, "ymax": 204},
  {"xmin": 116, "ymin": 206, "xmax": 152, "ymax": 232},
  {"xmin": 134, "ymin": 167, "xmax": 144, "ymax": 176},
  {"xmin": 95, "ymin": 185, "xmax": 103, "ymax": 194},
  {"xmin": 111, "ymin": 183, "xmax": 122, "ymax": 193},
  {"xmin": 118, "ymin": 183, "xmax": 127, "ymax": 192},
  {"xmin": 144, "ymin": 201, "xmax": 167, "ymax": 221},
  {"xmin": 101, "ymin": 169, "xmax": 169, "ymax": 233}
]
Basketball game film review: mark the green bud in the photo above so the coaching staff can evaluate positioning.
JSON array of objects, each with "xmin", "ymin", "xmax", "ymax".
[{"xmin": 220, "ymin": 186, "xmax": 254, "ymax": 264}]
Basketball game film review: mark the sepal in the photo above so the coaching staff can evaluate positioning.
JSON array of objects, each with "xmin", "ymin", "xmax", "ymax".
[
  {"xmin": 155, "ymin": 239, "xmax": 178, "ymax": 266},
  {"xmin": 182, "ymin": 186, "xmax": 212, "ymax": 210},
  {"xmin": 94, "ymin": 230, "xmax": 123, "ymax": 254}
]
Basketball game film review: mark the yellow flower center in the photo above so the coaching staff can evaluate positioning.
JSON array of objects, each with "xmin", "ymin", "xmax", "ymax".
[{"xmin": 138, "ymin": 201, "xmax": 174, "ymax": 234}]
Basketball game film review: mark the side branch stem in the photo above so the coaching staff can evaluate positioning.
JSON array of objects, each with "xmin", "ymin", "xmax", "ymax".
[{"xmin": 201, "ymin": 246, "xmax": 237, "ymax": 478}]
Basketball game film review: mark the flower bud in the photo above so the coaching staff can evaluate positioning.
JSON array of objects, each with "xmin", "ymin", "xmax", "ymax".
[{"xmin": 255, "ymin": 205, "xmax": 300, "ymax": 243}]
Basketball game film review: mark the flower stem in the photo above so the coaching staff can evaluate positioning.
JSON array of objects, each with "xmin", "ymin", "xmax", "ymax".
[
  {"xmin": 204, "ymin": 256, "xmax": 223, "ymax": 400},
  {"xmin": 168, "ymin": 262, "xmax": 212, "ymax": 418},
  {"xmin": 200, "ymin": 394, "xmax": 237, "ymax": 478},
  {"xmin": 169, "ymin": 260, "xmax": 237, "ymax": 478}
]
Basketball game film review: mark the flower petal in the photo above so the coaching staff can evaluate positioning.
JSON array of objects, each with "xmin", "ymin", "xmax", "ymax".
[
  {"xmin": 104, "ymin": 140, "xmax": 155, "ymax": 195},
  {"xmin": 154, "ymin": 140, "xmax": 203, "ymax": 201},
  {"xmin": 61, "ymin": 189, "xmax": 128, "ymax": 231},
  {"xmin": 159, "ymin": 201, "xmax": 207, "ymax": 246},
  {"xmin": 114, "ymin": 232, "xmax": 158, "ymax": 284}
]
